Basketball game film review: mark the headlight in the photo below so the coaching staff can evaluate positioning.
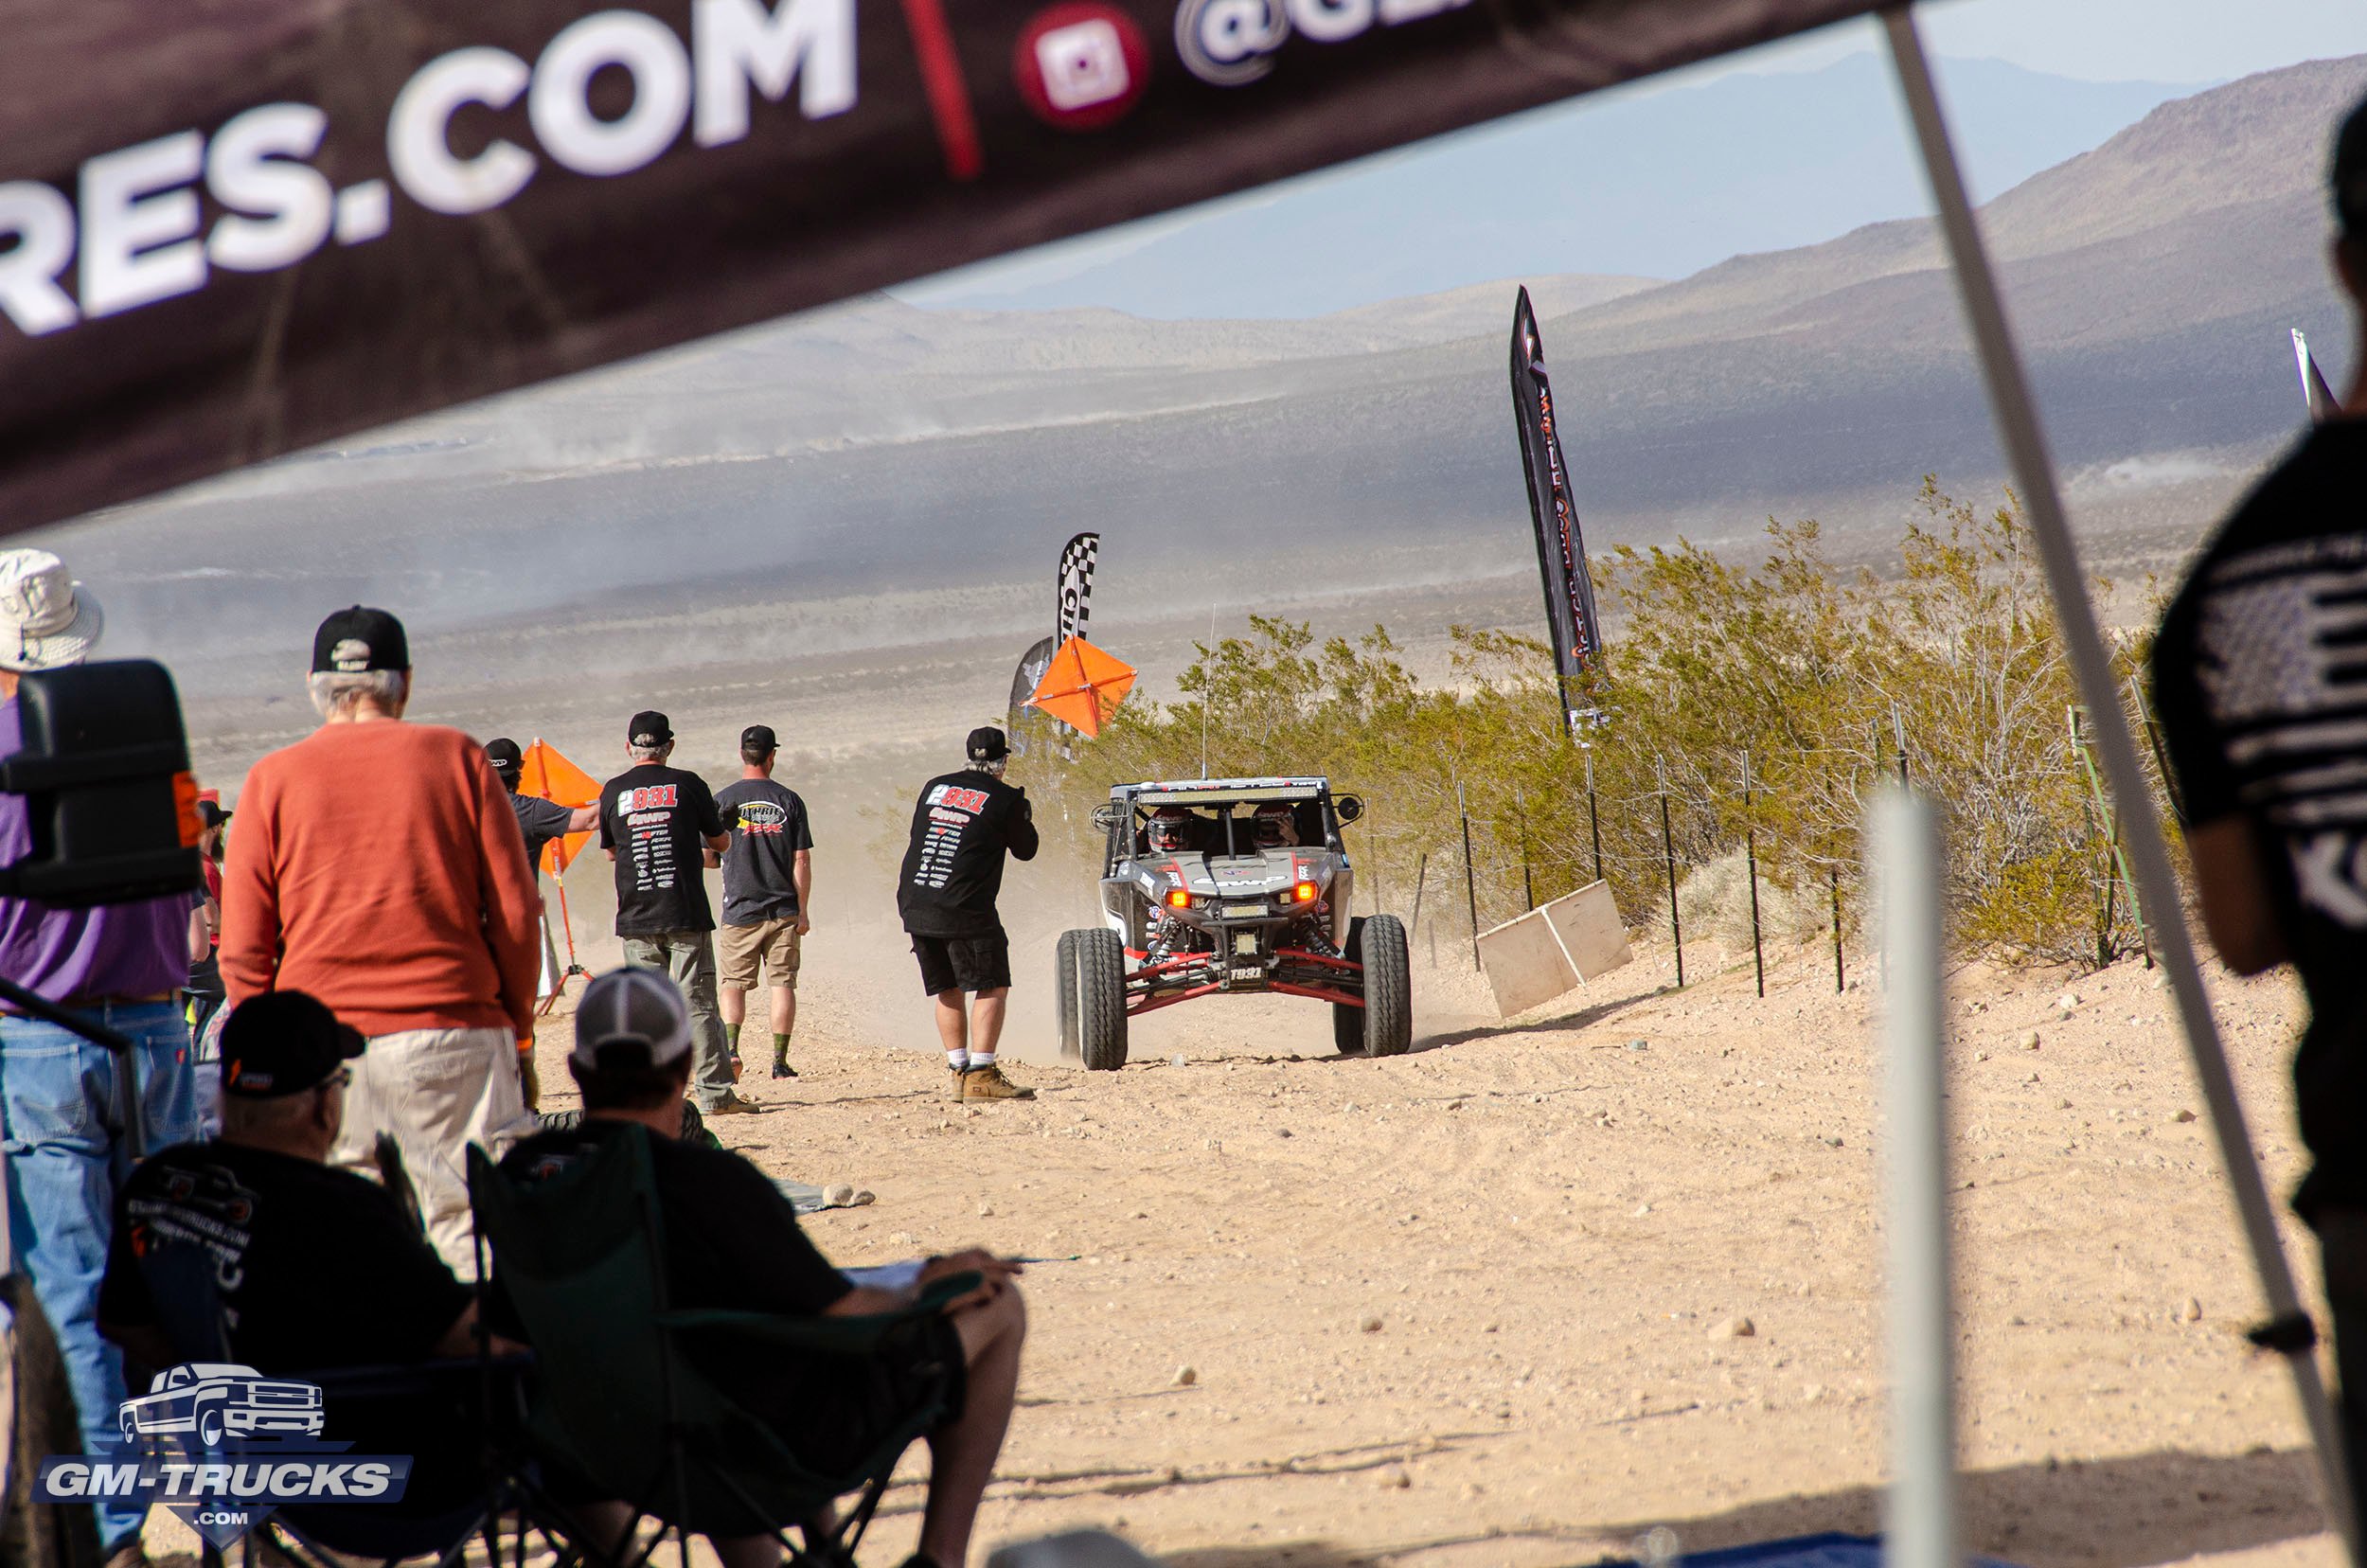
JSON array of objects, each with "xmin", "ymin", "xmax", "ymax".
[{"xmin": 1291, "ymin": 882, "xmax": 1318, "ymax": 904}]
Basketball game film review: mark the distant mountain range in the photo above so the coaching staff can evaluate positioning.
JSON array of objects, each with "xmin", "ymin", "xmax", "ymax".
[
  {"xmin": 51, "ymin": 54, "xmax": 2367, "ymax": 687},
  {"xmin": 899, "ymin": 53, "xmax": 2206, "ymax": 318}
]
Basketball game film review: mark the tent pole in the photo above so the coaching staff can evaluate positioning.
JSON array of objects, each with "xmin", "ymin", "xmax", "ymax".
[
  {"xmin": 1874, "ymin": 787, "xmax": 1953, "ymax": 1568},
  {"xmin": 1881, "ymin": 9, "xmax": 2360, "ymax": 1558}
]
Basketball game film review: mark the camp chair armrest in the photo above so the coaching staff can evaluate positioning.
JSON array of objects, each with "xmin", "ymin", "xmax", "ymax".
[{"xmin": 658, "ymin": 1273, "xmax": 984, "ymax": 1357}]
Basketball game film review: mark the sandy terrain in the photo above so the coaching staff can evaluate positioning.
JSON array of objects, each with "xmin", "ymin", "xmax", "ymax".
[{"xmin": 487, "ymin": 903, "xmax": 2352, "ymax": 1568}]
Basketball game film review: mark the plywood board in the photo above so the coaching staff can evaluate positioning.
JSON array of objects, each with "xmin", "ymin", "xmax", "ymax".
[
  {"xmin": 1475, "ymin": 908, "xmax": 1579, "ymax": 1018},
  {"xmin": 1543, "ymin": 881, "xmax": 1633, "ymax": 980}
]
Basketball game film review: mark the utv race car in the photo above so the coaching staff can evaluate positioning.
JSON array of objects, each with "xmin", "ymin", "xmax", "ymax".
[{"xmin": 1056, "ymin": 777, "xmax": 1412, "ymax": 1070}]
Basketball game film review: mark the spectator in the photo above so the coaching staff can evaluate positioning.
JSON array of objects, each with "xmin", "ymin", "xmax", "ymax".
[
  {"xmin": 487, "ymin": 736, "xmax": 598, "ymax": 1100},
  {"xmin": 2152, "ymin": 89, "xmax": 2367, "ymax": 1512},
  {"xmin": 486, "ymin": 737, "xmax": 597, "ymax": 878},
  {"xmin": 501, "ymin": 969, "xmax": 1024, "ymax": 1568},
  {"xmin": 98, "ymin": 990, "xmax": 491, "ymax": 1375},
  {"xmin": 714, "ymin": 724, "xmax": 814, "ymax": 1081},
  {"xmin": 898, "ymin": 727, "xmax": 1039, "ymax": 1102},
  {"xmin": 0, "ymin": 547, "xmax": 200, "ymax": 1568},
  {"xmin": 596, "ymin": 711, "xmax": 752, "ymax": 1116},
  {"xmin": 183, "ymin": 799, "xmax": 229, "ymax": 1041},
  {"xmin": 220, "ymin": 606, "xmax": 542, "ymax": 1278}
]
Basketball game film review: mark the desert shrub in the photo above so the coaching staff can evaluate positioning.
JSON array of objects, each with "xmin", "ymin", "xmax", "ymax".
[{"xmin": 1013, "ymin": 480, "xmax": 2161, "ymax": 970}]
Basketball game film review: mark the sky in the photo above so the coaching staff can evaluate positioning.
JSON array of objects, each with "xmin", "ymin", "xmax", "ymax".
[{"xmin": 896, "ymin": 0, "xmax": 2367, "ymax": 317}]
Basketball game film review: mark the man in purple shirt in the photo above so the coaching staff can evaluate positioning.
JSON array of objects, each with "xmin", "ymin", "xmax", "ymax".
[{"xmin": 0, "ymin": 548, "xmax": 198, "ymax": 1568}]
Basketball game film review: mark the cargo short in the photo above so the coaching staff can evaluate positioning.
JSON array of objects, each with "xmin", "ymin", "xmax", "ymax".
[{"xmin": 718, "ymin": 916, "xmax": 802, "ymax": 990}]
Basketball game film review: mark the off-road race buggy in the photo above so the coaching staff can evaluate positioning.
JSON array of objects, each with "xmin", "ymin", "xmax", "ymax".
[{"xmin": 1056, "ymin": 777, "xmax": 1411, "ymax": 1070}]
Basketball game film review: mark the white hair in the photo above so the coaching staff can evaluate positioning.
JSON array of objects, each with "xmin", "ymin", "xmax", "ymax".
[
  {"xmin": 629, "ymin": 740, "xmax": 672, "ymax": 762},
  {"xmin": 307, "ymin": 669, "xmax": 408, "ymax": 720},
  {"xmin": 971, "ymin": 757, "xmax": 1008, "ymax": 779}
]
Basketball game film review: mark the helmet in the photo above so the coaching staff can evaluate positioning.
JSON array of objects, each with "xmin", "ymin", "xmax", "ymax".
[
  {"xmin": 1147, "ymin": 807, "xmax": 1196, "ymax": 853},
  {"xmin": 1251, "ymin": 802, "xmax": 1297, "ymax": 848}
]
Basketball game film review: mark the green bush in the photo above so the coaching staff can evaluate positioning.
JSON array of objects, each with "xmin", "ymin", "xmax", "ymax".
[{"xmin": 1014, "ymin": 481, "xmax": 2160, "ymax": 971}]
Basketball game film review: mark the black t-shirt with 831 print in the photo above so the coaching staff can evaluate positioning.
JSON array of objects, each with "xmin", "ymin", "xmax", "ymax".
[{"xmin": 599, "ymin": 763, "xmax": 725, "ymax": 935}]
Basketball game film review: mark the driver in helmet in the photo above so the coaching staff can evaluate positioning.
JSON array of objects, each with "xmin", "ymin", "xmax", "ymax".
[
  {"xmin": 1145, "ymin": 806, "xmax": 1201, "ymax": 855},
  {"xmin": 1250, "ymin": 802, "xmax": 1300, "ymax": 849}
]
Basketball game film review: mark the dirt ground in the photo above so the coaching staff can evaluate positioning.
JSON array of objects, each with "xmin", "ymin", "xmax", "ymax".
[{"xmin": 491, "ymin": 918, "xmax": 2353, "ymax": 1568}]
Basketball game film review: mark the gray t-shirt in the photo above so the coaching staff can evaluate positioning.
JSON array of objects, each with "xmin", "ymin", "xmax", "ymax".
[
  {"xmin": 508, "ymin": 791, "xmax": 575, "ymax": 876},
  {"xmin": 715, "ymin": 778, "xmax": 813, "ymax": 926}
]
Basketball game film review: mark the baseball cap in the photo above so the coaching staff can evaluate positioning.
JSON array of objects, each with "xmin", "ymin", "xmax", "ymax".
[
  {"xmin": 570, "ymin": 967, "xmax": 694, "ymax": 1073},
  {"xmin": 740, "ymin": 723, "xmax": 776, "ymax": 753},
  {"xmin": 221, "ymin": 991, "xmax": 365, "ymax": 1099},
  {"xmin": 0, "ymin": 548, "xmax": 103, "ymax": 672},
  {"xmin": 628, "ymin": 710, "xmax": 673, "ymax": 747},
  {"xmin": 2339, "ymin": 90, "xmax": 2367, "ymax": 240},
  {"xmin": 485, "ymin": 738, "xmax": 524, "ymax": 776},
  {"xmin": 966, "ymin": 725, "xmax": 1010, "ymax": 764},
  {"xmin": 311, "ymin": 606, "xmax": 408, "ymax": 673},
  {"xmin": 196, "ymin": 799, "xmax": 231, "ymax": 832}
]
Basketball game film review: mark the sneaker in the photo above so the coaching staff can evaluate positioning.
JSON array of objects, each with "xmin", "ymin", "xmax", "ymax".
[
  {"xmin": 703, "ymin": 1091, "xmax": 762, "ymax": 1115},
  {"xmin": 960, "ymin": 1064, "xmax": 1036, "ymax": 1101},
  {"xmin": 729, "ymin": 1051, "xmax": 744, "ymax": 1082},
  {"xmin": 772, "ymin": 1059, "xmax": 798, "ymax": 1079}
]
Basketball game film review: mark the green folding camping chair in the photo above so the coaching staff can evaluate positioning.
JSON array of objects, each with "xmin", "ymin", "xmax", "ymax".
[{"xmin": 465, "ymin": 1128, "xmax": 977, "ymax": 1568}]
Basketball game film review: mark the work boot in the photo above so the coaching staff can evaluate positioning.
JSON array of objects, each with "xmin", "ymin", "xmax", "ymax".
[
  {"xmin": 960, "ymin": 1063, "xmax": 1036, "ymax": 1101},
  {"xmin": 946, "ymin": 1065, "xmax": 969, "ymax": 1101},
  {"xmin": 704, "ymin": 1090, "xmax": 762, "ymax": 1115}
]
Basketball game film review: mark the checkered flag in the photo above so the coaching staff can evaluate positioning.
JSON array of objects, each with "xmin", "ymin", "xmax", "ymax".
[{"xmin": 1057, "ymin": 532, "xmax": 1099, "ymax": 642}]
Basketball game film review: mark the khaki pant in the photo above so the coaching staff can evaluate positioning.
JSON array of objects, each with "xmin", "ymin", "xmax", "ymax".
[
  {"xmin": 330, "ymin": 1024, "xmax": 535, "ymax": 1281},
  {"xmin": 622, "ymin": 931, "xmax": 735, "ymax": 1111}
]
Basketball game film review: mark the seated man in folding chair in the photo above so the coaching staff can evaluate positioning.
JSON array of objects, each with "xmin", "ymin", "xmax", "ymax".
[
  {"xmin": 501, "ymin": 968, "xmax": 1026, "ymax": 1568},
  {"xmin": 98, "ymin": 991, "xmax": 521, "ymax": 1513}
]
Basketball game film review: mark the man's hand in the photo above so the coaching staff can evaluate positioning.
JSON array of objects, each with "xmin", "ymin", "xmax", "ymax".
[
  {"xmin": 920, "ymin": 1249, "xmax": 1024, "ymax": 1313},
  {"xmin": 794, "ymin": 913, "xmax": 811, "ymax": 936}
]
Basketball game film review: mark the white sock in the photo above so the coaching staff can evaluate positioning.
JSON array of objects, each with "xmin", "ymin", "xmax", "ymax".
[
  {"xmin": 970, "ymin": 1051, "xmax": 995, "ymax": 1069},
  {"xmin": 947, "ymin": 1049, "xmax": 970, "ymax": 1071}
]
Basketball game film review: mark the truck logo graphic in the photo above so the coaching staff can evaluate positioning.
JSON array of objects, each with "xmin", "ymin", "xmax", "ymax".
[
  {"xmin": 40, "ymin": 1363, "xmax": 412, "ymax": 1551},
  {"xmin": 119, "ymin": 1363, "xmax": 326, "ymax": 1448}
]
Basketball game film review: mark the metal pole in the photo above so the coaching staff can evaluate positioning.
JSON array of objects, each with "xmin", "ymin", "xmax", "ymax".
[
  {"xmin": 1873, "ymin": 787, "xmax": 1955, "ymax": 1568},
  {"xmin": 1408, "ymin": 851, "xmax": 1430, "ymax": 938},
  {"xmin": 1832, "ymin": 866, "xmax": 1845, "ymax": 994},
  {"xmin": 1893, "ymin": 703, "xmax": 1909, "ymax": 788},
  {"xmin": 1745, "ymin": 752, "xmax": 1765, "ymax": 999},
  {"xmin": 1660, "ymin": 775, "xmax": 1683, "ymax": 989},
  {"xmin": 1586, "ymin": 749, "xmax": 1603, "ymax": 884},
  {"xmin": 1517, "ymin": 788, "xmax": 1537, "ymax": 912},
  {"xmin": 1458, "ymin": 783, "xmax": 1482, "ymax": 971},
  {"xmin": 1883, "ymin": 11, "xmax": 2358, "ymax": 1556}
]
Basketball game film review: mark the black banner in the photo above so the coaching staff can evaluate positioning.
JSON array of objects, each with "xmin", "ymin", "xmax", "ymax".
[
  {"xmin": 0, "ymin": 0, "xmax": 1884, "ymax": 535},
  {"xmin": 1508, "ymin": 285, "xmax": 1602, "ymax": 731}
]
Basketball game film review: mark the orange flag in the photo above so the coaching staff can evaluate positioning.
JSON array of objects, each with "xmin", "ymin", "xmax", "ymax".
[
  {"xmin": 520, "ymin": 739, "xmax": 600, "ymax": 875},
  {"xmin": 1027, "ymin": 635, "xmax": 1136, "ymax": 739}
]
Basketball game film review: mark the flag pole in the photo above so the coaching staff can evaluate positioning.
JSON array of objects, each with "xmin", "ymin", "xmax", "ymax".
[{"xmin": 1883, "ymin": 11, "xmax": 2358, "ymax": 1557}]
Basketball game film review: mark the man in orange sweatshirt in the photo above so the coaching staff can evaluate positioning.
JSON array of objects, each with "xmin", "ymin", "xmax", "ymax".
[{"xmin": 221, "ymin": 606, "xmax": 542, "ymax": 1277}]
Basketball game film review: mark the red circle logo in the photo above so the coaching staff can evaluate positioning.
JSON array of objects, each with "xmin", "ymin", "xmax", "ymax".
[{"xmin": 1014, "ymin": 3, "xmax": 1149, "ymax": 131}]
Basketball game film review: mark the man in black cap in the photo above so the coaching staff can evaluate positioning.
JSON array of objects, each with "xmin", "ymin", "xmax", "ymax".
[
  {"xmin": 222, "ymin": 605, "xmax": 543, "ymax": 1278},
  {"xmin": 898, "ymin": 727, "xmax": 1039, "ymax": 1101},
  {"xmin": 596, "ymin": 712, "xmax": 748, "ymax": 1114},
  {"xmin": 715, "ymin": 725, "xmax": 815, "ymax": 1080},
  {"xmin": 2153, "ymin": 88, "xmax": 2367, "ymax": 1507},
  {"xmin": 98, "ymin": 990, "xmax": 491, "ymax": 1377},
  {"xmin": 487, "ymin": 737, "xmax": 599, "ymax": 1049}
]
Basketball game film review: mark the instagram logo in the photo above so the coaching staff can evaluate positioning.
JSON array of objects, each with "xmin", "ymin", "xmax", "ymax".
[{"xmin": 1016, "ymin": 5, "xmax": 1149, "ymax": 128}]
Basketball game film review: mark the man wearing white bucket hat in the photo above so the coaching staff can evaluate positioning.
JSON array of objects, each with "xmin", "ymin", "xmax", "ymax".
[{"xmin": 0, "ymin": 547, "xmax": 200, "ymax": 1568}]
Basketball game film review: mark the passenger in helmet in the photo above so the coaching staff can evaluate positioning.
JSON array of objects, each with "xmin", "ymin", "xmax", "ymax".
[{"xmin": 1250, "ymin": 802, "xmax": 1300, "ymax": 849}]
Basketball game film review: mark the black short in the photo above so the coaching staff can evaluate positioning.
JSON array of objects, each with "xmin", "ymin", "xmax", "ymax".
[
  {"xmin": 756, "ymin": 1313, "xmax": 968, "ymax": 1478},
  {"xmin": 912, "ymin": 931, "xmax": 1012, "ymax": 994}
]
